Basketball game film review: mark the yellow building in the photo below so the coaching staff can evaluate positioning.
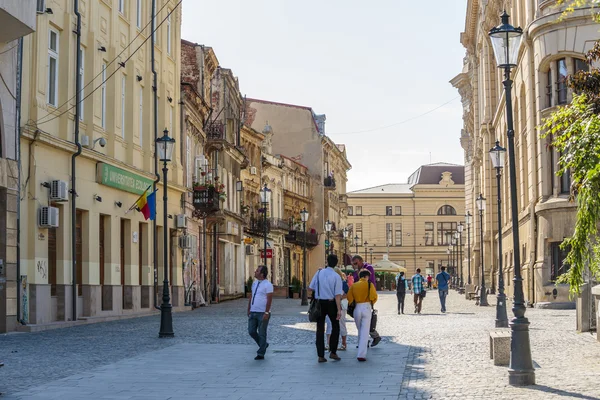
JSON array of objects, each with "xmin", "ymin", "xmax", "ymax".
[
  {"xmin": 452, "ymin": 1, "xmax": 594, "ymax": 304},
  {"xmin": 19, "ymin": 0, "xmax": 185, "ymax": 328},
  {"xmin": 348, "ymin": 163, "xmax": 465, "ymax": 277}
]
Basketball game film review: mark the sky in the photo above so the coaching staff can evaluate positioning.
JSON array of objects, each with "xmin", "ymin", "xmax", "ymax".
[{"xmin": 181, "ymin": 0, "xmax": 467, "ymax": 192}]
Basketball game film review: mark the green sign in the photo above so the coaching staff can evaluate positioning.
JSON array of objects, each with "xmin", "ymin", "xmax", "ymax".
[{"xmin": 97, "ymin": 163, "xmax": 154, "ymax": 195}]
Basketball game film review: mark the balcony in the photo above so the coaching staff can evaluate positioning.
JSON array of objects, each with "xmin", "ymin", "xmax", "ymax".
[
  {"xmin": 193, "ymin": 186, "xmax": 220, "ymax": 213},
  {"xmin": 244, "ymin": 216, "xmax": 270, "ymax": 236},
  {"xmin": 269, "ymin": 218, "xmax": 290, "ymax": 232},
  {"xmin": 285, "ymin": 230, "xmax": 319, "ymax": 247},
  {"xmin": 324, "ymin": 176, "xmax": 336, "ymax": 189}
]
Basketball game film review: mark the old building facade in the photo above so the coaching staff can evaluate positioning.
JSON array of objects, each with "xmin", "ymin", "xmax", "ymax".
[
  {"xmin": 348, "ymin": 164, "xmax": 465, "ymax": 277},
  {"xmin": 452, "ymin": 1, "xmax": 595, "ymax": 304}
]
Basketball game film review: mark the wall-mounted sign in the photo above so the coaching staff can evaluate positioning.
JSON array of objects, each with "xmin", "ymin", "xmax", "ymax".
[
  {"xmin": 132, "ymin": 231, "xmax": 139, "ymax": 243},
  {"xmin": 97, "ymin": 163, "xmax": 153, "ymax": 195}
]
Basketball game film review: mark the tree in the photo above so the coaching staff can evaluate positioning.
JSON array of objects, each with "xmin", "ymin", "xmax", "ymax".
[{"xmin": 541, "ymin": 42, "xmax": 600, "ymax": 294}]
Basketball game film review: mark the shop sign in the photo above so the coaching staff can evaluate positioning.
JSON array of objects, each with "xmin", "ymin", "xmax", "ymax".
[{"xmin": 97, "ymin": 163, "xmax": 154, "ymax": 195}]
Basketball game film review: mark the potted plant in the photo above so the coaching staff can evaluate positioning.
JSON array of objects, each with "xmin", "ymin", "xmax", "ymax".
[
  {"xmin": 291, "ymin": 276, "xmax": 302, "ymax": 299},
  {"xmin": 246, "ymin": 276, "xmax": 254, "ymax": 293}
]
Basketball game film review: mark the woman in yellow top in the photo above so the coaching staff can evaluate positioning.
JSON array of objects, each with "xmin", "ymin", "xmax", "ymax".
[{"xmin": 347, "ymin": 269, "xmax": 378, "ymax": 362}]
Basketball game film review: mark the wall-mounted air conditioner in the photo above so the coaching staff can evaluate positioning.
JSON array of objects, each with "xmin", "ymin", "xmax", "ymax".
[
  {"xmin": 38, "ymin": 206, "xmax": 59, "ymax": 228},
  {"xmin": 179, "ymin": 235, "xmax": 193, "ymax": 249},
  {"xmin": 250, "ymin": 166, "xmax": 257, "ymax": 175},
  {"xmin": 245, "ymin": 245, "xmax": 255, "ymax": 255},
  {"xmin": 50, "ymin": 180, "xmax": 69, "ymax": 202},
  {"xmin": 176, "ymin": 214, "xmax": 187, "ymax": 229}
]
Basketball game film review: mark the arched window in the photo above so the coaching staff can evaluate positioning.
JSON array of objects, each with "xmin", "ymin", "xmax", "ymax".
[{"xmin": 437, "ymin": 205, "xmax": 456, "ymax": 215}]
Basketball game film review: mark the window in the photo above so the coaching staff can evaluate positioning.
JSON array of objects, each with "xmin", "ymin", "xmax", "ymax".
[
  {"xmin": 121, "ymin": 76, "xmax": 126, "ymax": 138},
  {"xmin": 425, "ymin": 222, "xmax": 434, "ymax": 246},
  {"xmin": 356, "ymin": 206, "xmax": 362, "ymax": 216},
  {"xmin": 574, "ymin": 58, "xmax": 588, "ymax": 74},
  {"xmin": 356, "ymin": 223, "xmax": 362, "ymax": 241},
  {"xmin": 437, "ymin": 222, "xmax": 457, "ymax": 245},
  {"xmin": 426, "ymin": 261, "xmax": 435, "ymax": 276},
  {"xmin": 437, "ymin": 205, "xmax": 457, "ymax": 215},
  {"xmin": 101, "ymin": 63, "xmax": 107, "ymax": 129},
  {"xmin": 395, "ymin": 206, "xmax": 402, "ymax": 215},
  {"xmin": 386, "ymin": 206, "xmax": 392, "ymax": 216},
  {"xmin": 118, "ymin": 0, "xmax": 125, "ymax": 14},
  {"xmin": 545, "ymin": 69, "xmax": 552, "ymax": 108},
  {"xmin": 560, "ymin": 167, "xmax": 571, "ymax": 194},
  {"xmin": 394, "ymin": 223, "xmax": 402, "ymax": 246},
  {"xmin": 557, "ymin": 58, "xmax": 568, "ymax": 105},
  {"xmin": 169, "ymin": 106, "xmax": 173, "ymax": 133},
  {"xmin": 166, "ymin": 11, "xmax": 172, "ymax": 55},
  {"xmin": 138, "ymin": 87, "xmax": 143, "ymax": 146},
  {"xmin": 550, "ymin": 242, "xmax": 570, "ymax": 281},
  {"xmin": 136, "ymin": 0, "xmax": 142, "ymax": 29},
  {"xmin": 48, "ymin": 29, "xmax": 59, "ymax": 106},
  {"xmin": 347, "ymin": 206, "xmax": 353, "ymax": 216},
  {"xmin": 386, "ymin": 223, "xmax": 393, "ymax": 244},
  {"xmin": 78, "ymin": 47, "xmax": 84, "ymax": 120},
  {"xmin": 186, "ymin": 137, "xmax": 191, "ymax": 187}
]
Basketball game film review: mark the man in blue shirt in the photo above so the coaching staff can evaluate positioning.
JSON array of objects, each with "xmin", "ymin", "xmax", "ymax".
[{"xmin": 436, "ymin": 266, "xmax": 451, "ymax": 313}]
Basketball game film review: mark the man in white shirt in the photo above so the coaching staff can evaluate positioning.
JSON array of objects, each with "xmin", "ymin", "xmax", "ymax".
[
  {"xmin": 247, "ymin": 265, "xmax": 274, "ymax": 360},
  {"xmin": 309, "ymin": 254, "xmax": 343, "ymax": 363}
]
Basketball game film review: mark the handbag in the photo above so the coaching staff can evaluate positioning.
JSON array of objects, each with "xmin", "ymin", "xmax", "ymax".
[
  {"xmin": 346, "ymin": 300, "xmax": 356, "ymax": 318},
  {"xmin": 368, "ymin": 282, "xmax": 378, "ymax": 332},
  {"xmin": 308, "ymin": 271, "xmax": 321, "ymax": 322}
]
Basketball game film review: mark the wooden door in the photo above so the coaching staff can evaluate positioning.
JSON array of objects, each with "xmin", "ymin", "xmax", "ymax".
[{"xmin": 76, "ymin": 210, "xmax": 83, "ymax": 296}]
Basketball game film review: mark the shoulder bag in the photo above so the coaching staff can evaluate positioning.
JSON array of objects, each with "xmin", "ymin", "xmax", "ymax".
[
  {"xmin": 368, "ymin": 282, "xmax": 378, "ymax": 332},
  {"xmin": 308, "ymin": 271, "xmax": 321, "ymax": 322}
]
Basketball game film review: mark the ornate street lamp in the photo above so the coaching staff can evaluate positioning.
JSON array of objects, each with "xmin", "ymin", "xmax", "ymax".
[
  {"xmin": 489, "ymin": 11, "xmax": 534, "ymax": 386},
  {"xmin": 342, "ymin": 227, "xmax": 349, "ymax": 263},
  {"xmin": 156, "ymin": 128, "xmax": 175, "ymax": 338},
  {"xmin": 446, "ymin": 248, "xmax": 451, "ymax": 270},
  {"xmin": 325, "ymin": 219, "xmax": 332, "ymax": 262},
  {"xmin": 354, "ymin": 235, "xmax": 359, "ymax": 254},
  {"xmin": 458, "ymin": 223, "xmax": 464, "ymax": 288},
  {"xmin": 452, "ymin": 236, "xmax": 457, "ymax": 286},
  {"xmin": 300, "ymin": 207, "xmax": 309, "ymax": 306},
  {"xmin": 466, "ymin": 212, "xmax": 472, "ymax": 285},
  {"xmin": 363, "ymin": 241, "xmax": 368, "ymax": 260},
  {"xmin": 369, "ymin": 248, "xmax": 373, "ymax": 264},
  {"xmin": 260, "ymin": 184, "xmax": 271, "ymax": 277},
  {"xmin": 476, "ymin": 194, "xmax": 489, "ymax": 306},
  {"xmin": 490, "ymin": 140, "xmax": 509, "ymax": 328}
]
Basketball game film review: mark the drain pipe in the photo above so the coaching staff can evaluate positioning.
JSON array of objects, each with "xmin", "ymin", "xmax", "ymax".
[
  {"xmin": 71, "ymin": 0, "xmax": 83, "ymax": 322},
  {"xmin": 151, "ymin": 0, "xmax": 160, "ymax": 310},
  {"xmin": 16, "ymin": 37, "xmax": 25, "ymax": 325}
]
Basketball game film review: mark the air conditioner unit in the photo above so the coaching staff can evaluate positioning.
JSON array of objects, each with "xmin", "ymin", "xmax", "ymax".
[
  {"xmin": 250, "ymin": 166, "xmax": 257, "ymax": 175},
  {"xmin": 36, "ymin": 0, "xmax": 46, "ymax": 14},
  {"xmin": 179, "ymin": 235, "xmax": 193, "ymax": 249},
  {"xmin": 38, "ymin": 206, "xmax": 59, "ymax": 228},
  {"xmin": 245, "ymin": 245, "xmax": 255, "ymax": 255},
  {"xmin": 175, "ymin": 214, "xmax": 187, "ymax": 229},
  {"xmin": 50, "ymin": 180, "xmax": 69, "ymax": 202}
]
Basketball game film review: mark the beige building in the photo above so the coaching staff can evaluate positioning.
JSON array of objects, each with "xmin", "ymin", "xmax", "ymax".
[
  {"xmin": 18, "ymin": 0, "xmax": 186, "ymax": 329},
  {"xmin": 0, "ymin": 0, "xmax": 36, "ymax": 333},
  {"xmin": 452, "ymin": 1, "xmax": 594, "ymax": 304},
  {"xmin": 347, "ymin": 163, "xmax": 465, "ymax": 277}
]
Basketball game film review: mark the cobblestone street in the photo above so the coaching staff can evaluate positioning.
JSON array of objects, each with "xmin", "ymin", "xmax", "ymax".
[{"xmin": 1, "ymin": 291, "xmax": 599, "ymax": 399}]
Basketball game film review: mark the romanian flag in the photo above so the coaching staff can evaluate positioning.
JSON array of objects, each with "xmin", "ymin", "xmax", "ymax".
[{"xmin": 129, "ymin": 186, "xmax": 156, "ymax": 220}]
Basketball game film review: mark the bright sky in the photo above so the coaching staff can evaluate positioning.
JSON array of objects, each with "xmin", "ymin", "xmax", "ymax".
[{"xmin": 181, "ymin": 0, "xmax": 467, "ymax": 191}]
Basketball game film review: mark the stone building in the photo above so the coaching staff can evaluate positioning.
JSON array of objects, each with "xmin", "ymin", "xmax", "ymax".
[
  {"xmin": 452, "ymin": 1, "xmax": 595, "ymax": 305},
  {"xmin": 18, "ymin": 0, "xmax": 185, "ymax": 329},
  {"xmin": 347, "ymin": 163, "xmax": 465, "ymax": 277},
  {"xmin": 0, "ymin": 0, "xmax": 36, "ymax": 333}
]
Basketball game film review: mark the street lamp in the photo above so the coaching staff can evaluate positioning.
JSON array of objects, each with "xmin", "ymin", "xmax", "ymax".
[
  {"xmin": 260, "ymin": 184, "xmax": 271, "ymax": 277},
  {"xmin": 457, "ymin": 223, "xmax": 464, "ymax": 288},
  {"xmin": 363, "ymin": 241, "xmax": 368, "ymax": 260},
  {"xmin": 466, "ymin": 212, "xmax": 472, "ymax": 285},
  {"xmin": 446, "ymin": 248, "xmax": 451, "ymax": 270},
  {"xmin": 156, "ymin": 128, "xmax": 175, "ymax": 338},
  {"xmin": 325, "ymin": 219, "xmax": 332, "ymax": 262},
  {"xmin": 300, "ymin": 207, "xmax": 309, "ymax": 306},
  {"xmin": 476, "ymin": 194, "xmax": 489, "ymax": 306},
  {"xmin": 354, "ymin": 235, "xmax": 359, "ymax": 254},
  {"xmin": 490, "ymin": 140, "xmax": 509, "ymax": 329},
  {"xmin": 369, "ymin": 248, "xmax": 373, "ymax": 264},
  {"xmin": 489, "ymin": 11, "xmax": 535, "ymax": 386},
  {"xmin": 342, "ymin": 227, "xmax": 349, "ymax": 265},
  {"xmin": 451, "ymin": 236, "xmax": 457, "ymax": 286}
]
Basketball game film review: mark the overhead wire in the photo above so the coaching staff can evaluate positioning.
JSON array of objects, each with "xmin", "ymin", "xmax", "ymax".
[{"xmin": 34, "ymin": 0, "xmax": 176, "ymax": 126}]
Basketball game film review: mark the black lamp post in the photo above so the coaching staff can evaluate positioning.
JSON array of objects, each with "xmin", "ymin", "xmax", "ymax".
[
  {"xmin": 157, "ymin": 128, "xmax": 175, "ymax": 338},
  {"xmin": 325, "ymin": 219, "xmax": 332, "ymax": 263},
  {"xmin": 490, "ymin": 140, "xmax": 509, "ymax": 328},
  {"xmin": 451, "ymin": 237, "xmax": 457, "ymax": 285},
  {"xmin": 458, "ymin": 224, "xmax": 464, "ymax": 288},
  {"xmin": 489, "ymin": 11, "xmax": 535, "ymax": 385},
  {"xmin": 369, "ymin": 248, "xmax": 373, "ymax": 264},
  {"xmin": 363, "ymin": 241, "xmax": 368, "ymax": 260},
  {"xmin": 466, "ymin": 212, "xmax": 472, "ymax": 285},
  {"xmin": 260, "ymin": 184, "xmax": 271, "ymax": 277},
  {"xmin": 446, "ymin": 248, "xmax": 450, "ymax": 269},
  {"xmin": 354, "ymin": 235, "xmax": 359, "ymax": 254},
  {"xmin": 300, "ymin": 207, "xmax": 309, "ymax": 306},
  {"xmin": 342, "ymin": 227, "xmax": 349, "ymax": 265},
  {"xmin": 476, "ymin": 194, "xmax": 489, "ymax": 306}
]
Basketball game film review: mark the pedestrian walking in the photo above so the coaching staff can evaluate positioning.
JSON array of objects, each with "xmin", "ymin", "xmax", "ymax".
[
  {"xmin": 309, "ymin": 254, "xmax": 343, "ymax": 363},
  {"xmin": 436, "ymin": 266, "xmax": 451, "ymax": 313},
  {"xmin": 347, "ymin": 269, "xmax": 378, "ymax": 362},
  {"xmin": 326, "ymin": 267, "xmax": 349, "ymax": 351},
  {"xmin": 395, "ymin": 271, "xmax": 408, "ymax": 314},
  {"xmin": 427, "ymin": 274, "xmax": 433, "ymax": 289},
  {"xmin": 247, "ymin": 265, "xmax": 273, "ymax": 360},
  {"xmin": 351, "ymin": 255, "xmax": 381, "ymax": 346},
  {"xmin": 411, "ymin": 268, "xmax": 425, "ymax": 314}
]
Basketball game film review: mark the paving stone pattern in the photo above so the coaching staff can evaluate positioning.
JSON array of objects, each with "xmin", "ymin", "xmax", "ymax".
[{"xmin": 1, "ymin": 290, "xmax": 599, "ymax": 399}]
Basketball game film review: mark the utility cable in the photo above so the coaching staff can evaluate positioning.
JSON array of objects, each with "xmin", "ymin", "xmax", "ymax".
[
  {"xmin": 35, "ymin": 1, "xmax": 182, "ymax": 127},
  {"xmin": 34, "ymin": 0, "xmax": 174, "ymax": 125}
]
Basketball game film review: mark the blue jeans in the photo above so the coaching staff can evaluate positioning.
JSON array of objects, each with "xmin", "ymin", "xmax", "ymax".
[
  {"xmin": 248, "ymin": 312, "xmax": 270, "ymax": 356},
  {"xmin": 439, "ymin": 289, "xmax": 448, "ymax": 312}
]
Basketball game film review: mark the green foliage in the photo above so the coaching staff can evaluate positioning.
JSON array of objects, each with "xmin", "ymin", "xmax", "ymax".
[
  {"xmin": 291, "ymin": 276, "xmax": 302, "ymax": 293},
  {"xmin": 541, "ymin": 44, "xmax": 600, "ymax": 294},
  {"xmin": 556, "ymin": 0, "xmax": 600, "ymax": 21},
  {"xmin": 246, "ymin": 276, "xmax": 254, "ymax": 292}
]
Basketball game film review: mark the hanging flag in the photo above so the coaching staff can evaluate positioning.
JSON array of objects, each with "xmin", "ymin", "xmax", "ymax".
[
  {"xmin": 126, "ymin": 185, "xmax": 156, "ymax": 220},
  {"xmin": 146, "ymin": 190, "xmax": 156, "ymax": 221},
  {"xmin": 136, "ymin": 190, "xmax": 151, "ymax": 220}
]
